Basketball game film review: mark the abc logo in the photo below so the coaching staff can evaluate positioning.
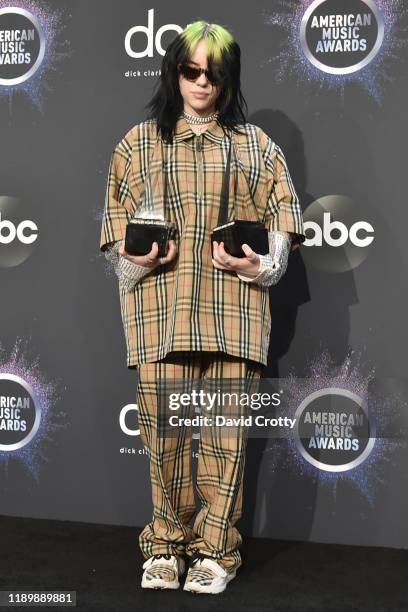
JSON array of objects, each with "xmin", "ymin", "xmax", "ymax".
[
  {"xmin": 125, "ymin": 9, "xmax": 182, "ymax": 58},
  {"xmin": 0, "ymin": 196, "xmax": 39, "ymax": 268},
  {"xmin": 0, "ymin": 211, "xmax": 38, "ymax": 245},
  {"xmin": 302, "ymin": 195, "xmax": 374, "ymax": 273},
  {"xmin": 305, "ymin": 212, "xmax": 374, "ymax": 248}
]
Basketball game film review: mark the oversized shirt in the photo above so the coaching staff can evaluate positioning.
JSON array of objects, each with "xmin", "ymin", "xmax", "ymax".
[{"xmin": 100, "ymin": 115, "xmax": 305, "ymax": 368}]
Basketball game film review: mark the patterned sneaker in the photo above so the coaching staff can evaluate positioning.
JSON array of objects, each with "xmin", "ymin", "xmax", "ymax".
[
  {"xmin": 141, "ymin": 553, "xmax": 186, "ymax": 590},
  {"xmin": 183, "ymin": 553, "xmax": 237, "ymax": 594}
]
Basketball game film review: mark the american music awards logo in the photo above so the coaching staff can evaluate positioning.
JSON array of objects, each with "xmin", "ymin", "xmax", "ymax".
[
  {"xmin": 0, "ymin": 1, "xmax": 70, "ymax": 108},
  {"xmin": 0, "ymin": 339, "xmax": 65, "ymax": 480},
  {"xmin": 0, "ymin": 374, "xmax": 41, "ymax": 451},
  {"xmin": 300, "ymin": 0, "xmax": 384, "ymax": 75},
  {"xmin": 0, "ymin": 5, "xmax": 45, "ymax": 86},
  {"xmin": 293, "ymin": 386, "xmax": 375, "ymax": 472},
  {"xmin": 262, "ymin": 0, "xmax": 407, "ymax": 103}
]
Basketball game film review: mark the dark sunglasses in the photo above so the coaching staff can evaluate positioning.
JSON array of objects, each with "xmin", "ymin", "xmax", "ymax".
[{"xmin": 178, "ymin": 62, "xmax": 224, "ymax": 85}]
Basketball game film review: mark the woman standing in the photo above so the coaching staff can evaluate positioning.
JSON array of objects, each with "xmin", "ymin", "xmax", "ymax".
[{"xmin": 100, "ymin": 21, "xmax": 305, "ymax": 595}]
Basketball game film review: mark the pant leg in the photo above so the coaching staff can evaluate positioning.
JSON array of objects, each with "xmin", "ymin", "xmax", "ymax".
[
  {"xmin": 184, "ymin": 352, "xmax": 262, "ymax": 571},
  {"xmin": 137, "ymin": 351, "xmax": 202, "ymax": 559}
]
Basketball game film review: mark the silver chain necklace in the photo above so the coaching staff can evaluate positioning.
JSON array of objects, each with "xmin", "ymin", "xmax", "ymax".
[{"xmin": 183, "ymin": 110, "xmax": 219, "ymax": 124}]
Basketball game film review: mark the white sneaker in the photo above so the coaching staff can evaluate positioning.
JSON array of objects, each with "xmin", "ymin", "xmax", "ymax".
[
  {"xmin": 183, "ymin": 555, "xmax": 236, "ymax": 594},
  {"xmin": 141, "ymin": 553, "xmax": 186, "ymax": 590}
]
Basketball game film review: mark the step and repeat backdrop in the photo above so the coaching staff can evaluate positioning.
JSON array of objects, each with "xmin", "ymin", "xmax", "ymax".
[{"xmin": 0, "ymin": 0, "xmax": 407, "ymax": 549}]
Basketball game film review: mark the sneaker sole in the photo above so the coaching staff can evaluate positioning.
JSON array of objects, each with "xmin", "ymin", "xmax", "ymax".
[{"xmin": 141, "ymin": 577, "xmax": 180, "ymax": 590}]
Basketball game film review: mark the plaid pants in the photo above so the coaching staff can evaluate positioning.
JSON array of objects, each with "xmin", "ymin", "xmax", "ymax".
[{"xmin": 136, "ymin": 350, "xmax": 262, "ymax": 572}]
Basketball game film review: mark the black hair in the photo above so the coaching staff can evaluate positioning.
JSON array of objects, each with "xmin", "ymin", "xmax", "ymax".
[{"xmin": 144, "ymin": 21, "xmax": 248, "ymax": 143}]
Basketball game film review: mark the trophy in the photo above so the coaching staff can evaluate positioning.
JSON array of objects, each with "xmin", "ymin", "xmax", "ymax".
[
  {"xmin": 211, "ymin": 133, "xmax": 269, "ymax": 258},
  {"xmin": 125, "ymin": 139, "xmax": 177, "ymax": 257}
]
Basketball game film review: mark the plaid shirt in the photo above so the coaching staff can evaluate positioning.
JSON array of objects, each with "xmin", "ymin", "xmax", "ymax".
[{"xmin": 100, "ymin": 115, "xmax": 305, "ymax": 368}]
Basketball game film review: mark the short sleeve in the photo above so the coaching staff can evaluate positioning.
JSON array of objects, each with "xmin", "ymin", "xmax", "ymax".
[
  {"xmin": 258, "ymin": 128, "xmax": 305, "ymax": 252},
  {"xmin": 99, "ymin": 136, "xmax": 134, "ymax": 252}
]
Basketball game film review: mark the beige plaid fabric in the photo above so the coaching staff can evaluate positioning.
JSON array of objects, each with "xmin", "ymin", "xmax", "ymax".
[
  {"xmin": 100, "ymin": 115, "xmax": 305, "ymax": 368},
  {"xmin": 136, "ymin": 350, "xmax": 262, "ymax": 572}
]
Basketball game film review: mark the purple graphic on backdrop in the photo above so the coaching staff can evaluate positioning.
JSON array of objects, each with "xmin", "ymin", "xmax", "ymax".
[
  {"xmin": 262, "ymin": 0, "xmax": 408, "ymax": 104},
  {"xmin": 264, "ymin": 347, "xmax": 407, "ymax": 506},
  {"xmin": 0, "ymin": 337, "xmax": 66, "ymax": 481},
  {"xmin": 0, "ymin": 0, "xmax": 71, "ymax": 111}
]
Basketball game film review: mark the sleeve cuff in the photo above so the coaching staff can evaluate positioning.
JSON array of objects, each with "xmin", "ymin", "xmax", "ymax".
[
  {"xmin": 237, "ymin": 257, "xmax": 267, "ymax": 283},
  {"xmin": 118, "ymin": 255, "xmax": 151, "ymax": 283},
  {"xmin": 237, "ymin": 253, "xmax": 283, "ymax": 287}
]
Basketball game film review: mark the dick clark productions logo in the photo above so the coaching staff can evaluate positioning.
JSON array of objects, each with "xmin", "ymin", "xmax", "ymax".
[
  {"xmin": 300, "ymin": 0, "xmax": 384, "ymax": 74},
  {"xmin": 0, "ymin": 6, "xmax": 45, "ymax": 86},
  {"xmin": 0, "ymin": 374, "xmax": 41, "ymax": 451}
]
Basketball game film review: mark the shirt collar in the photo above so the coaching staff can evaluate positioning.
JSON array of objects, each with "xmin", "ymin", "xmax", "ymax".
[{"xmin": 173, "ymin": 113, "xmax": 227, "ymax": 144}]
